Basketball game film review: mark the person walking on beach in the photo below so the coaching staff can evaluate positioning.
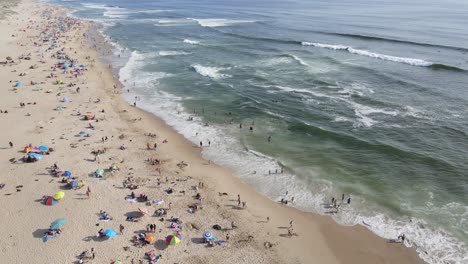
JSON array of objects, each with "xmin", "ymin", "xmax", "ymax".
[
  {"xmin": 242, "ymin": 201, "xmax": 246, "ymax": 209},
  {"xmin": 119, "ymin": 224, "xmax": 124, "ymax": 234},
  {"xmin": 347, "ymin": 197, "xmax": 351, "ymax": 204},
  {"xmin": 86, "ymin": 187, "xmax": 91, "ymax": 198},
  {"xmin": 289, "ymin": 220, "xmax": 294, "ymax": 228},
  {"xmin": 237, "ymin": 194, "xmax": 241, "ymax": 206},
  {"xmin": 146, "ymin": 143, "xmax": 151, "ymax": 150},
  {"xmin": 199, "ymin": 141, "xmax": 203, "ymax": 148},
  {"xmin": 9, "ymin": 141, "xmax": 13, "ymax": 148}
]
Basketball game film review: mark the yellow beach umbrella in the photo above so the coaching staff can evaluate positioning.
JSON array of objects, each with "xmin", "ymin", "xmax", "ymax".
[{"xmin": 53, "ymin": 191, "xmax": 65, "ymax": 200}]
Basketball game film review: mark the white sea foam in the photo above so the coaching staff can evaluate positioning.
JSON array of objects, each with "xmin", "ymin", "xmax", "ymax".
[
  {"xmin": 154, "ymin": 18, "xmax": 192, "ymax": 26},
  {"xmin": 190, "ymin": 18, "xmax": 256, "ymax": 27},
  {"xmin": 301, "ymin": 42, "xmax": 433, "ymax": 67},
  {"xmin": 191, "ymin": 64, "xmax": 231, "ymax": 79},
  {"xmin": 289, "ymin": 54, "xmax": 308, "ymax": 66},
  {"xmin": 158, "ymin": 51, "xmax": 191, "ymax": 56},
  {"xmin": 183, "ymin": 39, "xmax": 200, "ymax": 45}
]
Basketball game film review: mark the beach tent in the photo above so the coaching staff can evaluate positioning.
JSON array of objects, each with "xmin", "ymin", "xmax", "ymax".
[
  {"xmin": 53, "ymin": 191, "xmax": 65, "ymax": 200},
  {"xmin": 50, "ymin": 218, "xmax": 66, "ymax": 229},
  {"xmin": 104, "ymin": 229, "xmax": 117, "ymax": 238},
  {"xmin": 166, "ymin": 233, "xmax": 182, "ymax": 245},
  {"xmin": 45, "ymin": 196, "xmax": 57, "ymax": 206},
  {"xmin": 63, "ymin": 171, "xmax": 72, "ymax": 177}
]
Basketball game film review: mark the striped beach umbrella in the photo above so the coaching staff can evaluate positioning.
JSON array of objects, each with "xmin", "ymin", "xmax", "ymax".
[{"xmin": 203, "ymin": 230, "xmax": 213, "ymax": 240}]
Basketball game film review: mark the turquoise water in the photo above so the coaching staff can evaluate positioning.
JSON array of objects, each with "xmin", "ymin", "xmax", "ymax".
[{"xmin": 55, "ymin": 0, "xmax": 468, "ymax": 263}]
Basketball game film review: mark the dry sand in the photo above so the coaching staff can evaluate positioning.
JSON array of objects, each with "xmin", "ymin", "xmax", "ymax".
[{"xmin": 0, "ymin": 1, "xmax": 426, "ymax": 263}]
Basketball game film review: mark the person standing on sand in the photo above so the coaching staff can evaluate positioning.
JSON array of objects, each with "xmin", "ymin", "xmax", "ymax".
[
  {"xmin": 289, "ymin": 220, "xmax": 294, "ymax": 228},
  {"xmin": 199, "ymin": 141, "xmax": 203, "ymax": 148},
  {"xmin": 347, "ymin": 197, "xmax": 351, "ymax": 204},
  {"xmin": 9, "ymin": 141, "xmax": 13, "ymax": 148},
  {"xmin": 119, "ymin": 224, "xmax": 124, "ymax": 234},
  {"xmin": 237, "ymin": 194, "xmax": 241, "ymax": 206},
  {"xmin": 86, "ymin": 187, "xmax": 91, "ymax": 198},
  {"xmin": 146, "ymin": 143, "xmax": 150, "ymax": 150}
]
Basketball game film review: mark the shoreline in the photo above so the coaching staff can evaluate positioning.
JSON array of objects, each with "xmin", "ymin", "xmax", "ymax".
[{"xmin": 0, "ymin": 0, "xmax": 427, "ymax": 263}]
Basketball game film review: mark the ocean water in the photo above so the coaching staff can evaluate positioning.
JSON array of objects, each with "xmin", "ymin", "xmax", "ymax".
[{"xmin": 52, "ymin": 0, "xmax": 468, "ymax": 263}]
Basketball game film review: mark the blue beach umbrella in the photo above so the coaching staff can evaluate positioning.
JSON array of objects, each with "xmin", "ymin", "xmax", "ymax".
[
  {"xmin": 28, "ymin": 152, "xmax": 42, "ymax": 160},
  {"xmin": 63, "ymin": 171, "xmax": 72, "ymax": 177},
  {"xmin": 203, "ymin": 230, "xmax": 213, "ymax": 240},
  {"xmin": 104, "ymin": 229, "xmax": 117, "ymax": 238},
  {"xmin": 68, "ymin": 181, "xmax": 78, "ymax": 188},
  {"xmin": 50, "ymin": 218, "xmax": 67, "ymax": 229},
  {"xmin": 38, "ymin": 145, "xmax": 49, "ymax": 152},
  {"xmin": 15, "ymin": 82, "xmax": 22, "ymax": 87},
  {"xmin": 79, "ymin": 131, "xmax": 86, "ymax": 135}
]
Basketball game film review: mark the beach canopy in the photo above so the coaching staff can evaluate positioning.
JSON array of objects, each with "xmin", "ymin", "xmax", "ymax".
[
  {"xmin": 145, "ymin": 234, "xmax": 155, "ymax": 243},
  {"xmin": 53, "ymin": 191, "xmax": 65, "ymax": 200},
  {"xmin": 105, "ymin": 229, "xmax": 117, "ymax": 238},
  {"xmin": 45, "ymin": 196, "xmax": 57, "ymax": 206},
  {"xmin": 63, "ymin": 170, "xmax": 72, "ymax": 177},
  {"xmin": 203, "ymin": 230, "xmax": 213, "ymax": 240},
  {"xmin": 38, "ymin": 145, "xmax": 49, "ymax": 151},
  {"xmin": 28, "ymin": 152, "xmax": 42, "ymax": 160},
  {"xmin": 50, "ymin": 218, "xmax": 66, "ymax": 229},
  {"xmin": 166, "ymin": 233, "xmax": 182, "ymax": 245}
]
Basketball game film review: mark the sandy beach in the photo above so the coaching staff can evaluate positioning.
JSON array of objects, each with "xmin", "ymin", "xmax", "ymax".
[{"xmin": 0, "ymin": 0, "xmax": 426, "ymax": 263}]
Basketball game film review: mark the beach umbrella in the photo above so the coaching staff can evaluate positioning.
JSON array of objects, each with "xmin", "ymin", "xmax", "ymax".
[
  {"xmin": 145, "ymin": 234, "xmax": 155, "ymax": 243},
  {"xmin": 166, "ymin": 233, "xmax": 182, "ymax": 245},
  {"xmin": 15, "ymin": 82, "xmax": 22, "ymax": 87},
  {"xmin": 95, "ymin": 169, "xmax": 104, "ymax": 176},
  {"xmin": 111, "ymin": 261, "xmax": 122, "ymax": 264},
  {"xmin": 63, "ymin": 171, "xmax": 72, "ymax": 177},
  {"xmin": 28, "ymin": 152, "xmax": 42, "ymax": 160},
  {"xmin": 203, "ymin": 230, "xmax": 213, "ymax": 240},
  {"xmin": 68, "ymin": 181, "xmax": 78, "ymax": 188},
  {"xmin": 138, "ymin": 207, "xmax": 149, "ymax": 215},
  {"xmin": 79, "ymin": 131, "xmax": 86, "ymax": 135},
  {"xmin": 104, "ymin": 229, "xmax": 117, "ymax": 238},
  {"xmin": 53, "ymin": 191, "xmax": 65, "ymax": 200},
  {"xmin": 45, "ymin": 196, "xmax": 57, "ymax": 206},
  {"xmin": 78, "ymin": 181, "xmax": 85, "ymax": 188},
  {"xmin": 62, "ymin": 96, "xmax": 69, "ymax": 102},
  {"xmin": 50, "ymin": 218, "xmax": 66, "ymax": 229},
  {"xmin": 38, "ymin": 145, "xmax": 49, "ymax": 152}
]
